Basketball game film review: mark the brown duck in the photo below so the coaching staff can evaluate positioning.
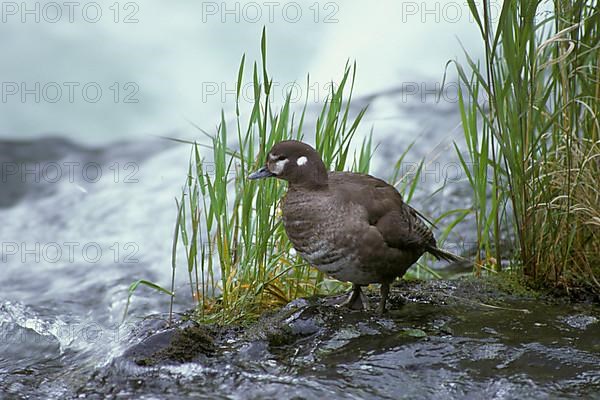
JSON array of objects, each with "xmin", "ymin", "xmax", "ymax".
[{"xmin": 249, "ymin": 140, "xmax": 462, "ymax": 313}]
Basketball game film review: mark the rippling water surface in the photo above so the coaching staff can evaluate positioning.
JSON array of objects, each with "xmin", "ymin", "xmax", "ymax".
[{"xmin": 3, "ymin": 1, "xmax": 595, "ymax": 399}]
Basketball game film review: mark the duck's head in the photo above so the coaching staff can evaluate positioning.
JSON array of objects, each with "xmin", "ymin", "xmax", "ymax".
[{"xmin": 248, "ymin": 140, "xmax": 328, "ymax": 188}]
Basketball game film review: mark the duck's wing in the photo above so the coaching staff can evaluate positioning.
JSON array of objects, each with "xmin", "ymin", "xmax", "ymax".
[{"xmin": 330, "ymin": 172, "xmax": 436, "ymax": 251}]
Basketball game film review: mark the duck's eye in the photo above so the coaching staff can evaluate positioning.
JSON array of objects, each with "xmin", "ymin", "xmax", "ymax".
[{"xmin": 268, "ymin": 154, "xmax": 286, "ymax": 162}]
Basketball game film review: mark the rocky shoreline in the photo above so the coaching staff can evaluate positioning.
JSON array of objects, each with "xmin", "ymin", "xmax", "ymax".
[
  {"xmin": 76, "ymin": 277, "xmax": 600, "ymax": 399},
  {"xmin": 120, "ymin": 277, "xmax": 599, "ymax": 366}
]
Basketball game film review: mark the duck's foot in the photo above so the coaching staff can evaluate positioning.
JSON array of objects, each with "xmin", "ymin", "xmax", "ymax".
[
  {"xmin": 338, "ymin": 284, "xmax": 369, "ymax": 310},
  {"xmin": 377, "ymin": 282, "xmax": 390, "ymax": 315}
]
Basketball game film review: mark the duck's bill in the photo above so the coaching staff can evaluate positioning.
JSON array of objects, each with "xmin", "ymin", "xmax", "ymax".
[{"xmin": 248, "ymin": 166, "xmax": 275, "ymax": 180}]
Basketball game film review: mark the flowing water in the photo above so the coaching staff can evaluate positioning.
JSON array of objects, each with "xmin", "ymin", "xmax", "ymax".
[{"xmin": 1, "ymin": 1, "xmax": 597, "ymax": 399}]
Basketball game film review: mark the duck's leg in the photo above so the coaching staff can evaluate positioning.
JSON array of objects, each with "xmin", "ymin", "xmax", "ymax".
[
  {"xmin": 378, "ymin": 282, "xmax": 390, "ymax": 314},
  {"xmin": 341, "ymin": 284, "xmax": 368, "ymax": 310}
]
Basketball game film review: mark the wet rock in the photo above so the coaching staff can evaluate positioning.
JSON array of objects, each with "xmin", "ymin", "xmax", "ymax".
[
  {"xmin": 84, "ymin": 278, "xmax": 600, "ymax": 399},
  {"xmin": 401, "ymin": 328, "xmax": 428, "ymax": 338},
  {"xmin": 117, "ymin": 277, "xmax": 560, "ymax": 367},
  {"xmin": 121, "ymin": 320, "xmax": 216, "ymax": 366},
  {"xmin": 560, "ymin": 314, "xmax": 599, "ymax": 330}
]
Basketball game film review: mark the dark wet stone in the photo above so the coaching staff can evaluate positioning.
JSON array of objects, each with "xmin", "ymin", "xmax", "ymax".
[
  {"xmin": 82, "ymin": 277, "xmax": 600, "ymax": 399},
  {"xmin": 560, "ymin": 314, "xmax": 599, "ymax": 330},
  {"xmin": 122, "ymin": 322, "xmax": 216, "ymax": 366},
  {"xmin": 122, "ymin": 329, "xmax": 177, "ymax": 362}
]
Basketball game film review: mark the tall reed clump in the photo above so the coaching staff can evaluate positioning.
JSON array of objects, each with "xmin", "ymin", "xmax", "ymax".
[
  {"xmin": 455, "ymin": 0, "xmax": 599, "ymax": 292},
  {"xmin": 172, "ymin": 30, "xmax": 377, "ymax": 324}
]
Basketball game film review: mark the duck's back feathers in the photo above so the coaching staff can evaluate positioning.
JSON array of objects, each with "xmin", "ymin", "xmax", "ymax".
[{"xmin": 329, "ymin": 172, "xmax": 436, "ymax": 253}]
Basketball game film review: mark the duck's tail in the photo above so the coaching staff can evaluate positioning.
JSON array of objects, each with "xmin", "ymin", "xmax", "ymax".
[{"xmin": 427, "ymin": 246, "xmax": 469, "ymax": 264}]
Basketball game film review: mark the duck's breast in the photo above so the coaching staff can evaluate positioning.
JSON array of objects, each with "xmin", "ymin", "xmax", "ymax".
[{"xmin": 282, "ymin": 190, "xmax": 377, "ymax": 283}]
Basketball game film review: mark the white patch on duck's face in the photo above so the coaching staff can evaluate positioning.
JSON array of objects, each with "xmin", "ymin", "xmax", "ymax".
[
  {"xmin": 268, "ymin": 153, "xmax": 289, "ymax": 175},
  {"xmin": 296, "ymin": 156, "xmax": 308, "ymax": 166}
]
